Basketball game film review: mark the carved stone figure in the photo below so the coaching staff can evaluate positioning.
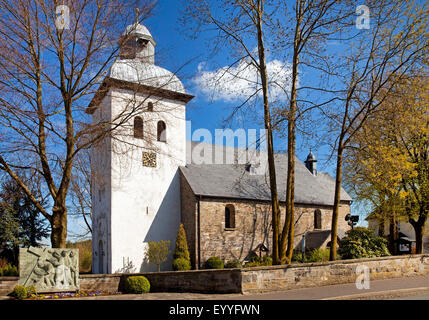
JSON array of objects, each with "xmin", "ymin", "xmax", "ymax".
[{"xmin": 19, "ymin": 247, "xmax": 79, "ymax": 293}]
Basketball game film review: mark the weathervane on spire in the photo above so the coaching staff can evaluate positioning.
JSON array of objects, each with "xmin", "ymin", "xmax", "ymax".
[{"xmin": 135, "ymin": 8, "xmax": 140, "ymax": 24}]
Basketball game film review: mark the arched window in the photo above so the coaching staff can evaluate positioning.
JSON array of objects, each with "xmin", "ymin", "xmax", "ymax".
[
  {"xmin": 157, "ymin": 120, "xmax": 166, "ymax": 142},
  {"xmin": 225, "ymin": 204, "xmax": 235, "ymax": 229},
  {"xmin": 133, "ymin": 116, "xmax": 143, "ymax": 139},
  {"xmin": 148, "ymin": 102, "xmax": 153, "ymax": 112},
  {"xmin": 314, "ymin": 209, "xmax": 322, "ymax": 229}
]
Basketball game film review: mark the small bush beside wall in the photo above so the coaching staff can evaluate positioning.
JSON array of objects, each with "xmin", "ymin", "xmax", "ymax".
[
  {"xmin": 244, "ymin": 256, "xmax": 272, "ymax": 268},
  {"xmin": 12, "ymin": 285, "xmax": 27, "ymax": 300},
  {"xmin": 172, "ymin": 257, "xmax": 191, "ymax": 271},
  {"xmin": 225, "ymin": 260, "xmax": 242, "ymax": 269},
  {"xmin": 124, "ymin": 276, "xmax": 150, "ymax": 294},
  {"xmin": 306, "ymin": 248, "xmax": 330, "ymax": 263},
  {"xmin": 204, "ymin": 257, "xmax": 224, "ymax": 269}
]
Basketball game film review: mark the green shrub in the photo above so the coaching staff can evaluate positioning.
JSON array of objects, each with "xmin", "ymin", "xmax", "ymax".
[
  {"xmin": 204, "ymin": 257, "xmax": 224, "ymax": 269},
  {"xmin": 250, "ymin": 255, "xmax": 262, "ymax": 263},
  {"xmin": 291, "ymin": 251, "xmax": 305, "ymax": 263},
  {"xmin": 26, "ymin": 285, "xmax": 37, "ymax": 297},
  {"xmin": 245, "ymin": 255, "xmax": 272, "ymax": 267},
  {"xmin": 306, "ymin": 248, "xmax": 330, "ymax": 263},
  {"xmin": 0, "ymin": 264, "xmax": 18, "ymax": 276},
  {"xmin": 173, "ymin": 224, "xmax": 190, "ymax": 261},
  {"xmin": 124, "ymin": 276, "xmax": 150, "ymax": 294},
  {"xmin": 172, "ymin": 258, "xmax": 191, "ymax": 271},
  {"xmin": 244, "ymin": 261, "xmax": 260, "ymax": 268},
  {"xmin": 172, "ymin": 224, "xmax": 191, "ymax": 271},
  {"xmin": 338, "ymin": 227, "xmax": 390, "ymax": 259},
  {"xmin": 145, "ymin": 240, "xmax": 170, "ymax": 272},
  {"xmin": 12, "ymin": 285, "xmax": 27, "ymax": 300},
  {"xmin": 261, "ymin": 256, "xmax": 272, "ymax": 266},
  {"xmin": 225, "ymin": 260, "xmax": 242, "ymax": 268}
]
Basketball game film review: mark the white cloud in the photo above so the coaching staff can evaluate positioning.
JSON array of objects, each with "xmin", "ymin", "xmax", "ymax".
[{"xmin": 192, "ymin": 58, "xmax": 292, "ymax": 102}]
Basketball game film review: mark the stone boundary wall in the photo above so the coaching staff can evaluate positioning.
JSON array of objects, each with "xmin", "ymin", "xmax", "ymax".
[
  {"xmin": 241, "ymin": 254, "xmax": 429, "ymax": 293},
  {"xmin": 80, "ymin": 268, "xmax": 242, "ymax": 294},
  {"xmin": 0, "ymin": 277, "xmax": 18, "ymax": 296},
  {"xmin": 1, "ymin": 255, "xmax": 429, "ymax": 296}
]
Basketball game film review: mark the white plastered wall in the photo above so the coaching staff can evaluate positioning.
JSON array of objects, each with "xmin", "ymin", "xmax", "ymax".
[{"xmin": 106, "ymin": 88, "xmax": 186, "ymax": 273}]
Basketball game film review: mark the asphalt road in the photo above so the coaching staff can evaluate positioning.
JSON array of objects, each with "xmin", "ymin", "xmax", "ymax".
[
  {"xmin": 63, "ymin": 275, "xmax": 429, "ymax": 300},
  {"xmin": 392, "ymin": 292, "xmax": 429, "ymax": 300}
]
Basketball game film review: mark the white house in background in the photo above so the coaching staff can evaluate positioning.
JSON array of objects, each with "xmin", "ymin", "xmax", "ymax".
[
  {"xmin": 86, "ymin": 22, "xmax": 193, "ymax": 273},
  {"xmin": 366, "ymin": 214, "xmax": 429, "ymax": 253}
]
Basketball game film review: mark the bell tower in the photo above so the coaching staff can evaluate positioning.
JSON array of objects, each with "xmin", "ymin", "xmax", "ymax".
[
  {"xmin": 88, "ymin": 19, "xmax": 193, "ymax": 274},
  {"xmin": 305, "ymin": 150, "xmax": 317, "ymax": 175}
]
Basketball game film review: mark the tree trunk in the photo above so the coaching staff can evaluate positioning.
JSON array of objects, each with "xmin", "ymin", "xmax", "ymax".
[
  {"xmin": 388, "ymin": 212, "xmax": 397, "ymax": 255},
  {"xmin": 285, "ymin": 120, "xmax": 296, "ymax": 263},
  {"xmin": 330, "ymin": 145, "xmax": 343, "ymax": 261},
  {"xmin": 410, "ymin": 217, "xmax": 425, "ymax": 254},
  {"xmin": 255, "ymin": 3, "xmax": 281, "ymax": 264},
  {"xmin": 414, "ymin": 224, "xmax": 424, "ymax": 254},
  {"xmin": 280, "ymin": 0, "xmax": 301, "ymax": 264},
  {"xmin": 50, "ymin": 205, "xmax": 68, "ymax": 248}
]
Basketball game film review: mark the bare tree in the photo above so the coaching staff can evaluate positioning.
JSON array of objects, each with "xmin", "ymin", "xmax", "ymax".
[
  {"xmin": 275, "ymin": 0, "xmax": 354, "ymax": 263},
  {"xmin": 326, "ymin": 0, "xmax": 428, "ymax": 260},
  {"xmin": 0, "ymin": 0, "xmax": 157, "ymax": 247},
  {"xmin": 181, "ymin": 0, "xmax": 285, "ymax": 263}
]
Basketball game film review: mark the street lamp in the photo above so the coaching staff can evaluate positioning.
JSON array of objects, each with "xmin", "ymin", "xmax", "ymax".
[{"xmin": 345, "ymin": 214, "xmax": 359, "ymax": 229}]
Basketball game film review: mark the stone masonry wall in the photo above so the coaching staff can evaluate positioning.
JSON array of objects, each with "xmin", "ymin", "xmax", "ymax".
[
  {"xmin": 198, "ymin": 197, "xmax": 351, "ymax": 265},
  {"xmin": 240, "ymin": 254, "xmax": 429, "ymax": 293},
  {"xmin": 179, "ymin": 171, "xmax": 198, "ymax": 268},
  {"xmin": 81, "ymin": 269, "xmax": 242, "ymax": 294}
]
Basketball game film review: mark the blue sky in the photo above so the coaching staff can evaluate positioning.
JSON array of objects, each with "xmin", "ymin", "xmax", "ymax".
[
  {"xmin": 68, "ymin": 0, "xmax": 370, "ymax": 239},
  {"xmin": 145, "ymin": 1, "xmax": 328, "ymax": 163}
]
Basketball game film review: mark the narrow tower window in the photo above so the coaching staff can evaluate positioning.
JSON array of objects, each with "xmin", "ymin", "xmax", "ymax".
[
  {"xmin": 148, "ymin": 102, "xmax": 153, "ymax": 112},
  {"xmin": 314, "ymin": 209, "xmax": 322, "ymax": 229},
  {"xmin": 134, "ymin": 116, "xmax": 143, "ymax": 139},
  {"xmin": 225, "ymin": 204, "xmax": 236, "ymax": 229},
  {"xmin": 157, "ymin": 120, "xmax": 166, "ymax": 142}
]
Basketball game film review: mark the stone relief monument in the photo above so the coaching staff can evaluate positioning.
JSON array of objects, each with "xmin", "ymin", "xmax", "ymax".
[{"xmin": 19, "ymin": 247, "xmax": 79, "ymax": 292}]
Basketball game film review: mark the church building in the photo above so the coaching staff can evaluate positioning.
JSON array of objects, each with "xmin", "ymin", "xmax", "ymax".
[{"xmin": 87, "ymin": 22, "xmax": 353, "ymax": 273}]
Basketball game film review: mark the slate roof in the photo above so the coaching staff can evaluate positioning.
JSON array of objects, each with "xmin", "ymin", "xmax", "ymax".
[{"xmin": 180, "ymin": 142, "xmax": 353, "ymax": 207}]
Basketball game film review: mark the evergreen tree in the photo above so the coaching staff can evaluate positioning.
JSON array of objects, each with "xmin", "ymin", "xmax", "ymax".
[
  {"xmin": 173, "ymin": 224, "xmax": 190, "ymax": 262},
  {"xmin": 0, "ymin": 178, "xmax": 49, "ymax": 264}
]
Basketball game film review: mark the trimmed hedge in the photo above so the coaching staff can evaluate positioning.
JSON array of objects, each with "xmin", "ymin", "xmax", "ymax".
[
  {"xmin": 225, "ymin": 260, "xmax": 242, "ymax": 269},
  {"xmin": 204, "ymin": 257, "xmax": 224, "ymax": 269},
  {"xmin": 172, "ymin": 257, "xmax": 191, "ymax": 271},
  {"xmin": 124, "ymin": 276, "xmax": 150, "ymax": 294}
]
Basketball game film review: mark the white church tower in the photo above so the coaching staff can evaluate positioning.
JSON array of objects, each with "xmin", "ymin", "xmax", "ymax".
[{"xmin": 87, "ymin": 22, "xmax": 193, "ymax": 273}]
